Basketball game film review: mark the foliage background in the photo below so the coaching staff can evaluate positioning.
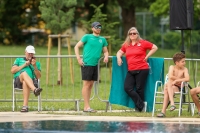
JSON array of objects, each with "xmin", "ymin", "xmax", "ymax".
[{"xmin": 0, "ymin": 0, "xmax": 200, "ymax": 55}]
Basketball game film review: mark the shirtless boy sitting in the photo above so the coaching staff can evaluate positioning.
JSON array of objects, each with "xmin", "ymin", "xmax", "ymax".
[{"xmin": 157, "ymin": 52, "xmax": 190, "ymax": 117}]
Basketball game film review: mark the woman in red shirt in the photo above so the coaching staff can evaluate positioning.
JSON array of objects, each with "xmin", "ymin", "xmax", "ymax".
[{"xmin": 116, "ymin": 27, "xmax": 158, "ymax": 111}]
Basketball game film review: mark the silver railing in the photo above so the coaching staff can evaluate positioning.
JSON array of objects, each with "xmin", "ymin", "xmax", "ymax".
[{"xmin": 0, "ymin": 55, "xmax": 199, "ymax": 112}]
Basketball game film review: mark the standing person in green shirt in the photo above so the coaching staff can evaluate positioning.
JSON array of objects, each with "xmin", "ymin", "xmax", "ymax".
[
  {"xmin": 74, "ymin": 22, "xmax": 109, "ymax": 112},
  {"xmin": 11, "ymin": 45, "xmax": 42, "ymax": 112}
]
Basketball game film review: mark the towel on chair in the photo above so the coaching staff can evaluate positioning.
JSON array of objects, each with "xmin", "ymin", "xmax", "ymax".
[{"xmin": 109, "ymin": 56, "xmax": 164, "ymax": 112}]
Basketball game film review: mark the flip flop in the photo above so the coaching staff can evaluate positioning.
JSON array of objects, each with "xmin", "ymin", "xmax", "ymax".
[
  {"xmin": 170, "ymin": 105, "xmax": 176, "ymax": 111},
  {"xmin": 20, "ymin": 106, "xmax": 28, "ymax": 112},
  {"xmin": 157, "ymin": 112, "xmax": 165, "ymax": 117},
  {"xmin": 83, "ymin": 108, "xmax": 97, "ymax": 113}
]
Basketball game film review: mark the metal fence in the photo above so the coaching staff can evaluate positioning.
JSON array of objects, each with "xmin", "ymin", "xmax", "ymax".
[{"xmin": 0, "ymin": 55, "xmax": 200, "ymax": 112}]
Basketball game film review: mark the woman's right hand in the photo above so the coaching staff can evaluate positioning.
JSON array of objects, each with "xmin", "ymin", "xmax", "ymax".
[
  {"xmin": 116, "ymin": 50, "xmax": 124, "ymax": 66},
  {"xmin": 117, "ymin": 58, "xmax": 123, "ymax": 66}
]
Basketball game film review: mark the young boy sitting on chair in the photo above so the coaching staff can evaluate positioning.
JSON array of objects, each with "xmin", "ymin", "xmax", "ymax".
[{"xmin": 157, "ymin": 52, "xmax": 190, "ymax": 117}]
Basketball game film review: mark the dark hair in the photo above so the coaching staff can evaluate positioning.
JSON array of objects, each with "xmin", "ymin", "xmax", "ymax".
[{"xmin": 173, "ymin": 52, "xmax": 185, "ymax": 64}]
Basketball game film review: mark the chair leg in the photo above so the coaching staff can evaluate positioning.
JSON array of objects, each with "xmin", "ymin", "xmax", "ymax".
[
  {"xmin": 190, "ymin": 103, "xmax": 195, "ymax": 116},
  {"xmin": 187, "ymin": 92, "xmax": 191, "ymax": 115},
  {"xmin": 38, "ymin": 94, "xmax": 42, "ymax": 112},
  {"xmin": 152, "ymin": 92, "xmax": 156, "ymax": 117},
  {"xmin": 152, "ymin": 93, "xmax": 157, "ymax": 117},
  {"xmin": 178, "ymin": 92, "xmax": 183, "ymax": 117},
  {"xmin": 182, "ymin": 88, "xmax": 186, "ymax": 103},
  {"xmin": 152, "ymin": 81, "xmax": 163, "ymax": 117},
  {"xmin": 13, "ymin": 92, "xmax": 17, "ymax": 112}
]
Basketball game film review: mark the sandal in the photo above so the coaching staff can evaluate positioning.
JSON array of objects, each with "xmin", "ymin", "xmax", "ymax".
[
  {"xmin": 170, "ymin": 105, "xmax": 176, "ymax": 111},
  {"xmin": 20, "ymin": 106, "xmax": 28, "ymax": 112},
  {"xmin": 34, "ymin": 88, "xmax": 43, "ymax": 96},
  {"xmin": 83, "ymin": 108, "xmax": 97, "ymax": 113},
  {"xmin": 157, "ymin": 112, "xmax": 165, "ymax": 117}
]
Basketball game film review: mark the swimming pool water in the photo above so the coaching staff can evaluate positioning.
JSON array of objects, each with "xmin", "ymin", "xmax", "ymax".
[{"xmin": 0, "ymin": 120, "xmax": 200, "ymax": 133}]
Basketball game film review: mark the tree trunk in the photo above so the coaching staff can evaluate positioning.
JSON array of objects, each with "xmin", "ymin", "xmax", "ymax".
[{"xmin": 117, "ymin": 0, "xmax": 136, "ymax": 37}]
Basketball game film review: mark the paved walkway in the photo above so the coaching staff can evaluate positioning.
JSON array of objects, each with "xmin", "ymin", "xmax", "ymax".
[{"xmin": 0, "ymin": 111, "xmax": 200, "ymax": 124}]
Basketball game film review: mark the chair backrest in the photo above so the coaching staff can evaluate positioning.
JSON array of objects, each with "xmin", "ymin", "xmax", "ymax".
[{"xmin": 165, "ymin": 74, "xmax": 169, "ymax": 84}]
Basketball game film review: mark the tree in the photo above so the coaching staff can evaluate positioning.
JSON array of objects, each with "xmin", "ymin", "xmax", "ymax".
[
  {"xmin": 116, "ymin": 0, "xmax": 156, "ymax": 37},
  {"xmin": 84, "ymin": 0, "xmax": 108, "ymax": 20},
  {"xmin": 81, "ymin": 4, "xmax": 120, "ymax": 54},
  {"xmin": 149, "ymin": 0, "xmax": 169, "ymax": 17},
  {"xmin": 150, "ymin": 0, "xmax": 200, "ymax": 19},
  {"xmin": 150, "ymin": 0, "xmax": 200, "ymax": 50},
  {"xmin": 39, "ymin": 0, "xmax": 77, "ymax": 85},
  {"xmin": 0, "ymin": 0, "xmax": 28, "ymax": 44},
  {"xmin": 0, "ymin": 0, "xmax": 45, "ymax": 45},
  {"xmin": 39, "ymin": 0, "xmax": 77, "ymax": 34}
]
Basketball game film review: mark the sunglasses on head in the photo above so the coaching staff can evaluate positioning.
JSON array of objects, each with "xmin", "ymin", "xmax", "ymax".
[
  {"xmin": 94, "ymin": 25, "xmax": 102, "ymax": 29},
  {"xmin": 129, "ymin": 32, "xmax": 138, "ymax": 35}
]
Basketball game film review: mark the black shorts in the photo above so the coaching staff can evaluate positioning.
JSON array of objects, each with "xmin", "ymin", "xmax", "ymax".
[
  {"xmin": 81, "ymin": 65, "xmax": 98, "ymax": 81},
  {"xmin": 14, "ymin": 76, "xmax": 22, "ymax": 89},
  {"xmin": 14, "ymin": 71, "xmax": 26, "ymax": 89}
]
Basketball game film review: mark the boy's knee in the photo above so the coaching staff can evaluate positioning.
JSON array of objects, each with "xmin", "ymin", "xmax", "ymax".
[{"xmin": 190, "ymin": 89, "xmax": 195, "ymax": 95}]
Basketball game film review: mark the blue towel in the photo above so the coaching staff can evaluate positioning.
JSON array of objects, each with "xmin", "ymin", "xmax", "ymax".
[{"xmin": 109, "ymin": 56, "xmax": 164, "ymax": 112}]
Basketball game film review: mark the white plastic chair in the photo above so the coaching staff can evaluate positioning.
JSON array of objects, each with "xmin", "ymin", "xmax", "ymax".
[
  {"xmin": 152, "ymin": 74, "xmax": 192, "ymax": 117},
  {"xmin": 12, "ymin": 79, "xmax": 42, "ymax": 112}
]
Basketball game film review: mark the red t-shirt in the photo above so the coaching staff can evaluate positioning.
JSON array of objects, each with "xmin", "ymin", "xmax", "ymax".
[{"xmin": 120, "ymin": 40, "xmax": 153, "ymax": 71}]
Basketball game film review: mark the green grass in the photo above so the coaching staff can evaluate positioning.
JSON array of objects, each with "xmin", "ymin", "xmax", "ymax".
[{"xmin": 0, "ymin": 45, "xmax": 199, "ymax": 117}]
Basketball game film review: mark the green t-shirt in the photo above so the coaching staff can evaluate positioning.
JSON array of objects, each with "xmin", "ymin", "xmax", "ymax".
[
  {"xmin": 13, "ymin": 58, "xmax": 41, "ymax": 79},
  {"xmin": 81, "ymin": 34, "xmax": 108, "ymax": 66}
]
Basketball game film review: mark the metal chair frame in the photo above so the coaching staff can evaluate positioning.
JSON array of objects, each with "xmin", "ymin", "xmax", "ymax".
[
  {"xmin": 152, "ymin": 74, "xmax": 192, "ymax": 117},
  {"xmin": 12, "ymin": 79, "xmax": 42, "ymax": 112}
]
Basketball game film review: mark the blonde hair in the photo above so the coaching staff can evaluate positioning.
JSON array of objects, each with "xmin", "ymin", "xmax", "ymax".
[{"xmin": 123, "ymin": 27, "xmax": 142, "ymax": 46}]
